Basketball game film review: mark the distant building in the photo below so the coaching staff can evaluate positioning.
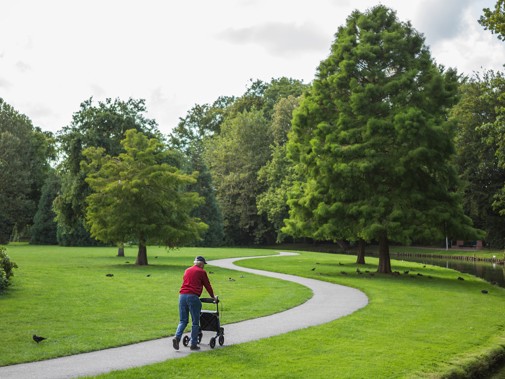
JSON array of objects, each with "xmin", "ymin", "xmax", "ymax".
[{"xmin": 452, "ymin": 240, "xmax": 483, "ymax": 249}]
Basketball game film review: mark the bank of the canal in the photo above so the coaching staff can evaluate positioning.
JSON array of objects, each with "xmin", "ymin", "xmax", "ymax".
[
  {"xmin": 274, "ymin": 243, "xmax": 505, "ymax": 286},
  {"xmin": 392, "ymin": 252, "xmax": 505, "ymax": 288}
]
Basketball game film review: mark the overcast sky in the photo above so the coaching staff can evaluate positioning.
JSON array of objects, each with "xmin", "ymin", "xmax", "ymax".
[{"xmin": 1, "ymin": 0, "xmax": 503, "ymax": 135}]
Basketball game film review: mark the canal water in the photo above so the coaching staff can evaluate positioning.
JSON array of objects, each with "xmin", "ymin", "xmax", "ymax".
[{"xmin": 394, "ymin": 254, "xmax": 505, "ymax": 288}]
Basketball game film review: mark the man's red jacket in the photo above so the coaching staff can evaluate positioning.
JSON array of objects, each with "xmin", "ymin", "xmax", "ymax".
[{"xmin": 179, "ymin": 265, "xmax": 214, "ymax": 297}]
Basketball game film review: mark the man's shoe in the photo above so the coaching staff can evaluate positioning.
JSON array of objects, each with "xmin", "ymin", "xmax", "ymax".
[
  {"xmin": 190, "ymin": 345, "xmax": 200, "ymax": 350},
  {"xmin": 172, "ymin": 338, "xmax": 180, "ymax": 350}
]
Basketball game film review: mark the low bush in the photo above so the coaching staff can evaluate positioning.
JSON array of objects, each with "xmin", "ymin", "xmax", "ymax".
[{"xmin": 0, "ymin": 246, "xmax": 18, "ymax": 292}]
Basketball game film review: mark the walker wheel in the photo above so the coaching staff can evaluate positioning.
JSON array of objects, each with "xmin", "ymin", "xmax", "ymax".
[
  {"xmin": 182, "ymin": 336, "xmax": 190, "ymax": 347},
  {"xmin": 210, "ymin": 337, "xmax": 216, "ymax": 349},
  {"xmin": 198, "ymin": 332, "xmax": 203, "ymax": 343},
  {"xmin": 218, "ymin": 335, "xmax": 224, "ymax": 346}
]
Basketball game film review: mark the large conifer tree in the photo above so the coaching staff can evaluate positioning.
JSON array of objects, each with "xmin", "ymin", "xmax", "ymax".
[{"xmin": 284, "ymin": 5, "xmax": 480, "ymax": 273}]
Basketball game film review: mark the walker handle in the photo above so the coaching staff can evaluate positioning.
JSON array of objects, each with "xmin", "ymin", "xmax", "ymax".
[{"xmin": 200, "ymin": 296, "xmax": 219, "ymax": 304}]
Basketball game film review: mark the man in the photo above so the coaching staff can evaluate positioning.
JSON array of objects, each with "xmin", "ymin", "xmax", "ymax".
[{"xmin": 173, "ymin": 255, "xmax": 216, "ymax": 351}]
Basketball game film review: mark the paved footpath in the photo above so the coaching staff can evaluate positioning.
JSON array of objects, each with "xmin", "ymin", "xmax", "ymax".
[{"xmin": 0, "ymin": 252, "xmax": 368, "ymax": 379}]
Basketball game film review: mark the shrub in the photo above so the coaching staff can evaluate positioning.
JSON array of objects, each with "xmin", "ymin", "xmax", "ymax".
[{"xmin": 0, "ymin": 247, "xmax": 18, "ymax": 292}]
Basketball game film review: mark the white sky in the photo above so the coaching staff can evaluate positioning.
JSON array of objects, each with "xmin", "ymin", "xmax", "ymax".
[{"xmin": 1, "ymin": 0, "xmax": 503, "ymax": 135}]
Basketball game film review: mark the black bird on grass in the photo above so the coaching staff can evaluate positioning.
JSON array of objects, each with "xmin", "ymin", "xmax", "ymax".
[
  {"xmin": 105, "ymin": 273, "xmax": 114, "ymax": 277},
  {"xmin": 33, "ymin": 334, "xmax": 47, "ymax": 343}
]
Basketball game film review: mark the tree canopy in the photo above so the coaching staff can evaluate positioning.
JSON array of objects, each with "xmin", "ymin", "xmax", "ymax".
[
  {"xmin": 0, "ymin": 99, "xmax": 54, "ymax": 243},
  {"xmin": 82, "ymin": 129, "xmax": 207, "ymax": 265},
  {"xmin": 2, "ymin": 3, "xmax": 505, "ymax": 254},
  {"xmin": 172, "ymin": 78, "xmax": 307, "ymax": 245},
  {"xmin": 54, "ymin": 97, "xmax": 161, "ymax": 246},
  {"xmin": 257, "ymin": 95, "xmax": 302, "ymax": 243},
  {"xmin": 479, "ymin": 0, "xmax": 505, "ymax": 41},
  {"xmin": 283, "ymin": 5, "xmax": 480, "ymax": 272},
  {"xmin": 168, "ymin": 99, "xmax": 229, "ymax": 246},
  {"xmin": 205, "ymin": 109, "xmax": 273, "ymax": 244},
  {"xmin": 451, "ymin": 71, "xmax": 505, "ymax": 248}
]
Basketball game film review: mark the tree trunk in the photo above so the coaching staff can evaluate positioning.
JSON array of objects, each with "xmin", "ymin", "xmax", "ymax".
[
  {"xmin": 377, "ymin": 233, "xmax": 392, "ymax": 273},
  {"xmin": 117, "ymin": 242, "xmax": 125, "ymax": 257},
  {"xmin": 356, "ymin": 239, "xmax": 366, "ymax": 264},
  {"xmin": 136, "ymin": 238, "xmax": 148, "ymax": 266}
]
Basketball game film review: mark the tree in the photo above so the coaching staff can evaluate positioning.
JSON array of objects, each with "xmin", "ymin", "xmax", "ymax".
[
  {"xmin": 205, "ymin": 109, "xmax": 273, "ymax": 244},
  {"xmin": 0, "ymin": 99, "xmax": 54, "ymax": 243},
  {"xmin": 30, "ymin": 171, "xmax": 60, "ymax": 245},
  {"xmin": 261, "ymin": 77, "xmax": 307, "ymax": 120},
  {"xmin": 226, "ymin": 77, "xmax": 307, "ymax": 122},
  {"xmin": 477, "ymin": 4, "xmax": 505, "ymax": 236},
  {"xmin": 171, "ymin": 78, "xmax": 306, "ymax": 245},
  {"xmin": 54, "ymin": 97, "xmax": 160, "ymax": 246},
  {"xmin": 479, "ymin": 0, "xmax": 505, "ymax": 41},
  {"xmin": 169, "ymin": 97, "xmax": 234, "ymax": 152},
  {"xmin": 197, "ymin": 78, "xmax": 308, "ymax": 244},
  {"xmin": 82, "ymin": 129, "xmax": 207, "ymax": 265},
  {"xmin": 482, "ymin": 74, "xmax": 505, "ymax": 221},
  {"xmin": 283, "ymin": 5, "xmax": 480, "ymax": 273},
  {"xmin": 257, "ymin": 96, "xmax": 301, "ymax": 242},
  {"xmin": 188, "ymin": 159, "xmax": 224, "ymax": 247},
  {"xmin": 451, "ymin": 71, "xmax": 505, "ymax": 248},
  {"xmin": 169, "ymin": 99, "xmax": 231, "ymax": 246}
]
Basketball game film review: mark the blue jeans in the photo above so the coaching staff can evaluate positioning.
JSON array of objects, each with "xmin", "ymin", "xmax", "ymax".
[{"xmin": 175, "ymin": 294, "xmax": 202, "ymax": 346}]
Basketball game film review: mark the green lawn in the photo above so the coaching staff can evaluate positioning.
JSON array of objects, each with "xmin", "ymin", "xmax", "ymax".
[
  {"xmin": 2, "ymin": 244, "xmax": 505, "ymax": 378},
  {"xmin": 0, "ymin": 244, "xmax": 310, "ymax": 366}
]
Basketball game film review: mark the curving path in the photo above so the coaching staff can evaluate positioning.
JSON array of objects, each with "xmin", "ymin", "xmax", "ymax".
[{"xmin": 0, "ymin": 252, "xmax": 368, "ymax": 379}]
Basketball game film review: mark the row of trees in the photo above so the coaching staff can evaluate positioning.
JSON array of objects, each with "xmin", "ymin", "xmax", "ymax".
[
  {"xmin": 0, "ymin": 99, "xmax": 55, "ymax": 244},
  {"xmin": 1, "ymin": 4, "xmax": 504, "ymax": 271}
]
